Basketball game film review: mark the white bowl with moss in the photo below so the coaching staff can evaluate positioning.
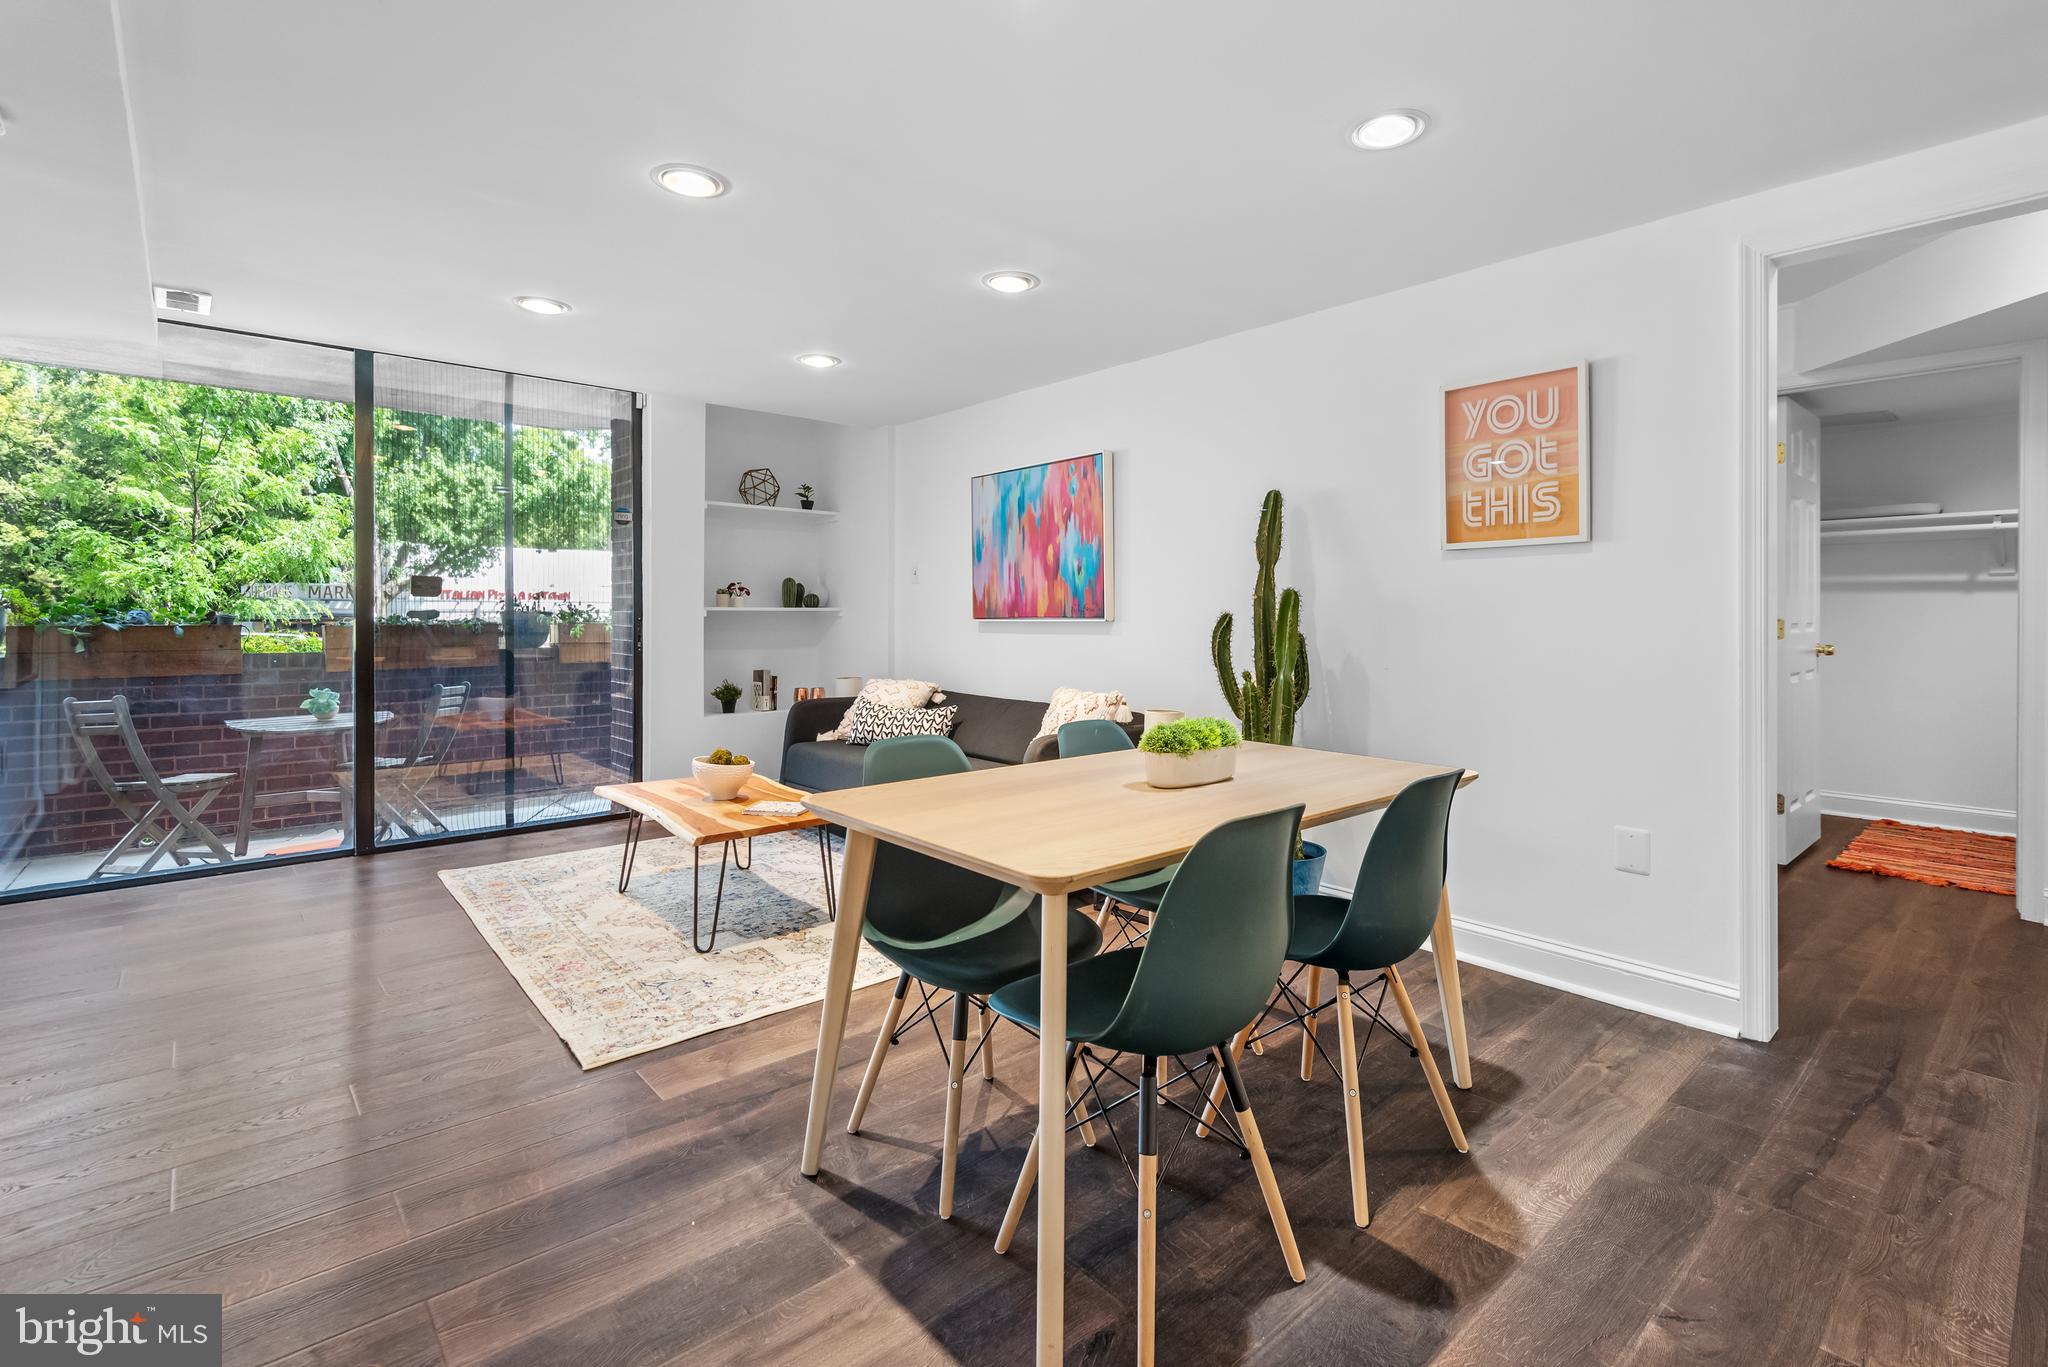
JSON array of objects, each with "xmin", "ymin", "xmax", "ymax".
[
  {"xmin": 692, "ymin": 750, "xmax": 755, "ymax": 801},
  {"xmin": 1139, "ymin": 717, "xmax": 1241, "ymax": 788}
]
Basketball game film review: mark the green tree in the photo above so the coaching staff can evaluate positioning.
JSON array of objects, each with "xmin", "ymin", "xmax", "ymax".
[{"xmin": 0, "ymin": 359, "xmax": 614, "ymax": 624}]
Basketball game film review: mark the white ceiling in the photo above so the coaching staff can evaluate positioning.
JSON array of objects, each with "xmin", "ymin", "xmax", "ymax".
[{"xmin": 8, "ymin": 1, "xmax": 2048, "ymax": 427}]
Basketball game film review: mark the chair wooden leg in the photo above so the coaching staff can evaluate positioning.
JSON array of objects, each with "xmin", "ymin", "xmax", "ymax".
[
  {"xmin": 1299, "ymin": 965, "xmax": 1325, "ymax": 1081},
  {"xmin": 980, "ymin": 998, "xmax": 996, "ymax": 1081},
  {"xmin": 1137, "ymin": 1056, "xmax": 1159, "ymax": 1367},
  {"xmin": 997, "ymin": 1042, "xmax": 1082, "ymax": 1253},
  {"xmin": 1335, "ymin": 971, "xmax": 1370, "ymax": 1227},
  {"xmin": 1214, "ymin": 1045, "xmax": 1305, "ymax": 1282},
  {"xmin": 1388, "ymin": 964, "xmax": 1469, "ymax": 1153},
  {"xmin": 940, "ymin": 992, "xmax": 970, "ymax": 1219},
  {"xmin": 847, "ymin": 974, "xmax": 910, "ymax": 1135},
  {"xmin": 996, "ymin": 1126, "xmax": 1040, "ymax": 1253},
  {"xmin": 1195, "ymin": 1022, "xmax": 1250, "ymax": 1139}
]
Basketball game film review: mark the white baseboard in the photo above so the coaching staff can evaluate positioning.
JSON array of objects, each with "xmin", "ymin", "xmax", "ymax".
[
  {"xmin": 1321, "ymin": 881, "xmax": 1742, "ymax": 1038},
  {"xmin": 1820, "ymin": 790, "xmax": 2016, "ymax": 837}
]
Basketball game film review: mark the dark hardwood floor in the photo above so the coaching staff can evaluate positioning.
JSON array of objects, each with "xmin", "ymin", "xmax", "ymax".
[{"xmin": 1, "ymin": 814, "xmax": 2041, "ymax": 1365}]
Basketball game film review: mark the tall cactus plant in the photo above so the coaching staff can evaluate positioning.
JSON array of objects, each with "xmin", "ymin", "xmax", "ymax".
[{"xmin": 1211, "ymin": 489, "xmax": 1309, "ymax": 744}]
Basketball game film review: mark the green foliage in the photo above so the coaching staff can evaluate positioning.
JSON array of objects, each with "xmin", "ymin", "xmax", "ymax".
[
  {"xmin": 709, "ymin": 678, "xmax": 743, "ymax": 705},
  {"xmin": 802, "ymin": 592, "xmax": 819, "ymax": 608},
  {"xmin": 0, "ymin": 359, "xmax": 614, "ymax": 625},
  {"xmin": 243, "ymin": 631, "xmax": 322, "ymax": 654},
  {"xmin": 553, "ymin": 602, "xmax": 606, "ymax": 637},
  {"xmin": 300, "ymin": 686, "xmax": 342, "ymax": 715},
  {"xmin": 1138, "ymin": 716, "xmax": 1241, "ymax": 756},
  {"xmin": 1211, "ymin": 489, "xmax": 1310, "ymax": 744}
]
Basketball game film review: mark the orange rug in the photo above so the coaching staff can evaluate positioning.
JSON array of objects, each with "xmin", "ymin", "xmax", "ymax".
[{"xmin": 1827, "ymin": 819, "xmax": 2016, "ymax": 896}]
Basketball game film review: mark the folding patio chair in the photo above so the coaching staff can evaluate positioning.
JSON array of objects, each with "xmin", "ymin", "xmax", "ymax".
[
  {"xmin": 62, "ymin": 695, "xmax": 236, "ymax": 880},
  {"xmin": 374, "ymin": 682, "xmax": 470, "ymax": 832}
]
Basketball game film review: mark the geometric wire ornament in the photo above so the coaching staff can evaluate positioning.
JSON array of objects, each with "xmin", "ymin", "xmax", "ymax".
[{"xmin": 738, "ymin": 467, "xmax": 781, "ymax": 506}]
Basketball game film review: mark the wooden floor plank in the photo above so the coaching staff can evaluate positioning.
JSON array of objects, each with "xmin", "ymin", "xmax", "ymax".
[{"xmin": 0, "ymin": 814, "xmax": 2040, "ymax": 1366}]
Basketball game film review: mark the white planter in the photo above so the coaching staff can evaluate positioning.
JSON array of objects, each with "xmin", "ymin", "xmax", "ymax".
[
  {"xmin": 714, "ymin": 592, "xmax": 733, "ymax": 608},
  {"xmin": 1143, "ymin": 746, "xmax": 1238, "ymax": 789},
  {"xmin": 833, "ymin": 675, "xmax": 863, "ymax": 696},
  {"xmin": 692, "ymin": 756, "xmax": 755, "ymax": 801}
]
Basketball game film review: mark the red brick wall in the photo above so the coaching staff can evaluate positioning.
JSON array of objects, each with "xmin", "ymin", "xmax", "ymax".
[{"xmin": 0, "ymin": 649, "xmax": 626, "ymax": 860}]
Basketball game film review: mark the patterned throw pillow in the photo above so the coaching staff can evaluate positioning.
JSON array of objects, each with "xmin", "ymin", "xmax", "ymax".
[
  {"xmin": 1034, "ymin": 686, "xmax": 1134, "ymax": 742},
  {"xmin": 841, "ymin": 696, "xmax": 960, "ymax": 746},
  {"xmin": 818, "ymin": 677, "xmax": 947, "ymax": 741}
]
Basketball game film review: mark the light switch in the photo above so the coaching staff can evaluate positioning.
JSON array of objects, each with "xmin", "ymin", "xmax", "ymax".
[{"xmin": 1615, "ymin": 826, "xmax": 1651, "ymax": 876}]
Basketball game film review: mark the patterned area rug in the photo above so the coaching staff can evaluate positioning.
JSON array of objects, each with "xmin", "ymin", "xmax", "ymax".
[
  {"xmin": 439, "ymin": 831, "xmax": 895, "ymax": 1068},
  {"xmin": 1827, "ymin": 819, "xmax": 2017, "ymax": 897}
]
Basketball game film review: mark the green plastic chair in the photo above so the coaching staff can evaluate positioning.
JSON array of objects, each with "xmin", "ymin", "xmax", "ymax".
[
  {"xmin": 1270, "ymin": 768, "xmax": 1469, "ymax": 1228},
  {"xmin": 988, "ymin": 804, "xmax": 1308, "ymax": 1358},
  {"xmin": 1055, "ymin": 720, "xmax": 1174, "ymax": 946},
  {"xmin": 843, "ymin": 735, "xmax": 1103, "ymax": 1220}
]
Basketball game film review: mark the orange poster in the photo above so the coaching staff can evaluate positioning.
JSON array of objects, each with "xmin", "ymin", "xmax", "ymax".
[{"xmin": 1442, "ymin": 363, "xmax": 1589, "ymax": 548}]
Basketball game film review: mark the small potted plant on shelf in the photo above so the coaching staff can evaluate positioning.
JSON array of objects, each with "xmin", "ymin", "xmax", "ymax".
[
  {"xmin": 714, "ymin": 581, "xmax": 750, "ymax": 609},
  {"xmin": 692, "ymin": 746, "xmax": 754, "ymax": 801},
  {"xmin": 710, "ymin": 679, "xmax": 742, "ymax": 714},
  {"xmin": 300, "ymin": 686, "xmax": 342, "ymax": 722},
  {"xmin": 796, "ymin": 483, "xmax": 816, "ymax": 511},
  {"xmin": 1138, "ymin": 716, "xmax": 1241, "ymax": 789}
]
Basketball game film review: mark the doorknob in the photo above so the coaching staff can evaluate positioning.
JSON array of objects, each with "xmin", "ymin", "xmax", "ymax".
[{"xmin": 1815, "ymin": 643, "xmax": 1837, "ymax": 656}]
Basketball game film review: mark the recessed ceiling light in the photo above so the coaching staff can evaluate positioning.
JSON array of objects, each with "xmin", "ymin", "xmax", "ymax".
[
  {"xmin": 1350, "ymin": 110, "xmax": 1429, "ymax": 151},
  {"xmin": 513, "ymin": 295, "xmax": 572, "ymax": 315},
  {"xmin": 796, "ymin": 353, "xmax": 842, "ymax": 369},
  {"xmin": 982, "ymin": 271, "xmax": 1040, "ymax": 294},
  {"xmin": 651, "ymin": 164, "xmax": 729, "ymax": 199}
]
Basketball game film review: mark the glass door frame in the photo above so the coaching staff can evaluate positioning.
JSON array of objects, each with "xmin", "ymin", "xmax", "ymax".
[{"xmin": 0, "ymin": 324, "xmax": 642, "ymax": 904}]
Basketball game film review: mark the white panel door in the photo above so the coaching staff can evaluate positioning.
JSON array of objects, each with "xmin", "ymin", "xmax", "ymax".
[{"xmin": 1778, "ymin": 398, "xmax": 1825, "ymax": 863}]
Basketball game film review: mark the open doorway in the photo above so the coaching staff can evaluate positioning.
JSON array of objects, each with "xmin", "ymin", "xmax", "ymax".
[{"xmin": 1741, "ymin": 202, "xmax": 2048, "ymax": 1041}]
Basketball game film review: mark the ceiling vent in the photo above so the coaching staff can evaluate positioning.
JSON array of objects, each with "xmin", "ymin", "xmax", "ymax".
[
  {"xmin": 152, "ymin": 285, "xmax": 213, "ymax": 316},
  {"xmin": 1817, "ymin": 409, "xmax": 1897, "ymax": 427}
]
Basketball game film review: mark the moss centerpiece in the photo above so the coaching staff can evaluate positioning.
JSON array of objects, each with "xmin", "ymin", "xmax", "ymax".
[{"xmin": 1138, "ymin": 716, "xmax": 1241, "ymax": 789}]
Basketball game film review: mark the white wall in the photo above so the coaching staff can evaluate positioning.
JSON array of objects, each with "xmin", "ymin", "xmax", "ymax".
[
  {"xmin": 883, "ymin": 114, "xmax": 2048, "ymax": 1036},
  {"xmin": 1820, "ymin": 411, "xmax": 2020, "ymax": 830},
  {"xmin": 640, "ymin": 391, "xmax": 708, "ymax": 779}
]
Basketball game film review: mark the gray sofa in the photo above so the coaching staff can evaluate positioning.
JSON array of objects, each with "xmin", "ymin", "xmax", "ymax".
[{"xmin": 779, "ymin": 691, "xmax": 1144, "ymax": 792}]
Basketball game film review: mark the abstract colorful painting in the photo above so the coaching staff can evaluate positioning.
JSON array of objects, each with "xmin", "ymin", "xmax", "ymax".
[{"xmin": 971, "ymin": 452, "xmax": 1114, "ymax": 620}]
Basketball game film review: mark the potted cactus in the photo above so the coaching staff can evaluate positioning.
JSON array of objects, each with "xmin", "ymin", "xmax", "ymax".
[{"xmin": 1211, "ymin": 489, "xmax": 1323, "ymax": 890}]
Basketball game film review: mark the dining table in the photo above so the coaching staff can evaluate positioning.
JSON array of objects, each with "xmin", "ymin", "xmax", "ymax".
[{"xmin": 798, "ymin": 741, "xmax": 1477, "ymax": 1363}]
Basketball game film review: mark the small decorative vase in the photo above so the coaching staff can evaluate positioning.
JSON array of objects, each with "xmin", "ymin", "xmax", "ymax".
[
  {"xmin": 1143, "ymin": 746, "xmax": 1238, "ymax": 789},
  {"xmin": 692, "ymin": 756, "xmax": 754, "ymax": 802},
  {"xmin": 1292, "ymin": 840, "xmax": 1329, "ymax": 897}
]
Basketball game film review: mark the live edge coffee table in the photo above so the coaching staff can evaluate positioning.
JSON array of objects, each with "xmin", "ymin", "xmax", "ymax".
[{"xmin": 593, "ymin": 775, "xmax": 837, "ymax": 953}]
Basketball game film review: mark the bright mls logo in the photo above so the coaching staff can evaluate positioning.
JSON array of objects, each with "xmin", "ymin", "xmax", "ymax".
[{"xmin": 4, "ymin": 1295, "xmax": 221, "ymax": 1364}]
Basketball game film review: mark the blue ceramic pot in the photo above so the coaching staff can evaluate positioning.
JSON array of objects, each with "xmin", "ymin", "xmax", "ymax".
[{"xmin": 1291, "ymin": 840, "xmax": 1328, "ymax": 897}]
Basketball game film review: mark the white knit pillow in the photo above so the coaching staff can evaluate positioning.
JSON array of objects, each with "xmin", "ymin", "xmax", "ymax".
[
  {"xmin": 1034, "ymin": 687, "xmax": 1134, "ymax": 742},
  {"xmin": 818, "ymin": 678, "xmax": 948, "ymax": 741}
]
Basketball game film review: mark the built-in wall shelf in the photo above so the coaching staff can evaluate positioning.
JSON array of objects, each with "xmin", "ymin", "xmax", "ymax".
[
  {"xmin": 704, "ymin": 606, "xmax": 842, "ymax": 618},
  {"xmin": 704, "ymin": 499, "xmax": 837, "ymax": 524}
]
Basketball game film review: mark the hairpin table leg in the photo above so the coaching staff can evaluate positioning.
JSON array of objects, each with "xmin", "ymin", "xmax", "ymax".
[
  {"xmin": 692, "ymin": 840, "xmax": 734, "ymax": 953},
  {"xmin": 617, "ymin": 813, "xmax": 642, "ymax": 893}
]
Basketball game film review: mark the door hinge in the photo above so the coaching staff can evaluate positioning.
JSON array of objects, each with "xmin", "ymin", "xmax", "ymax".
[
  {"xmin": 1777, "ymin": 618, "xmax": 1785, "ymax": 640},
  {"xmin": 1777, "ymin": 441, "xmax": 1786, "ymax": 464},
  {"xmin": 1777, "ymin": 793, "xmax": 1786, "ymax": 815}
]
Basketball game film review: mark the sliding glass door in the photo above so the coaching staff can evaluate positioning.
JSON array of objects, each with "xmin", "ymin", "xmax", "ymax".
[
  {"xmin": 0, "ymin": 326, "xmax": 638, "ymax": 900},
  {"xmin": 368, "ymin": 355, "xmax": 636, "ymax": 845}
]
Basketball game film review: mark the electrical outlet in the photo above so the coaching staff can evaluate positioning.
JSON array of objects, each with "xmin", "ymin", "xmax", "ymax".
[{"xmin": 1615, "ymin": 826, "xmax": 1651, "ymax": 876}]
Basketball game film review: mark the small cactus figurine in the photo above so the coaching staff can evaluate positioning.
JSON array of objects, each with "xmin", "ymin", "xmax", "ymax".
[
  {"xmin": 802, "ymin": 592, "xmax": 820, "ymax": 608},
  {"xmin": 1211, "ymin": 489, "xmax": 1309, "ymax": 744},
  {"xmin": 781, "ymin": 577, "xmax": 808, "ymax": 608}
]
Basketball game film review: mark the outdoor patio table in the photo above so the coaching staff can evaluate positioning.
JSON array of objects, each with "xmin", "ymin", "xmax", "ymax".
[{"xmin": 224, "ymin": 710, "xmax": 393, "ymax": 855}]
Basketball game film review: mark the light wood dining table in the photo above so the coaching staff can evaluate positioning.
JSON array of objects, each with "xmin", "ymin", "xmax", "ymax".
[{"xmin": 798, "ymin": 741, "xmax": 1476, "ymax": 1364}]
